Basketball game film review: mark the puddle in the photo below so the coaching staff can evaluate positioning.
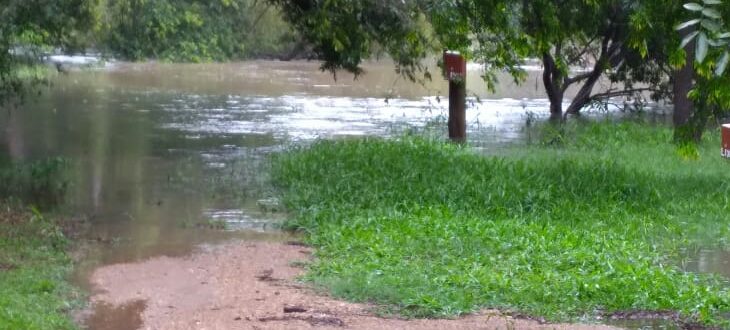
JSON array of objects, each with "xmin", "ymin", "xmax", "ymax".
[
  {"xmin": 83, "ymin": 300, "xmax": 146, "ymax": 330},
  {"xmin": 602, "ymin": 318, "xmax": 680, "ymax": 330},
  {"xmin": 682, "ymin": 248, "xmax": 730, "ymax": 278}
]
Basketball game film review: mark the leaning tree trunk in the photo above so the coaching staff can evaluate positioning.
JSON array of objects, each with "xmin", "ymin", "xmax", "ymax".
[
  {"xmin": 564, "ymin": 33, "xmax": 620, "ymax": 119},
  {"xmin": 564, "ymin": 70, "xmax": 603, "ymax": 117}
]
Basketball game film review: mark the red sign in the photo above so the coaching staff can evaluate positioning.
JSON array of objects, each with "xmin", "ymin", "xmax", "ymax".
[
  {"xmin": 443, "ymin": 51, "xmax": 466, "ymax": 81},
  {"xmin": 723, "ymin": 124, "xmax": 730, "ymax": 159}
]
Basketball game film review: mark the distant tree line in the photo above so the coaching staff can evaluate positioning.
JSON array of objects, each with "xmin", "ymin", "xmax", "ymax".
[
  {"xmin": 1, "ymin": 0, "xmax": 97, "ymax": 104},
  {"xmin": 1, "ymin": 0, "xmax": 303, "ymax": 65},
  {"xmin": 1, "ymin": 0, "xmax": 304, "ymax": 105},
  {"xmin": 96, "ymin": 0, "xmax": 302, "ymax": 62}
]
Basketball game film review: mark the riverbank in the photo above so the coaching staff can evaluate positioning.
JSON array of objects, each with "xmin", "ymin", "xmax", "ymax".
[
  {"xmin": 0, "ymin": 205, "xmax": 78, "ymax": 330},
  {"xmin": 271, "ymin": 120, "xmax": 730, "ymax": 327}
]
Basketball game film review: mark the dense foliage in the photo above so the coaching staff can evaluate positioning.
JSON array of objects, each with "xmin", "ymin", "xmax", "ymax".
[
  {"xmin": 272, "ymin": 124, "xmax": 730, "ymax": 326},
  {"xmin": 0, "ymin": 0, "xmax": 97, "ymax": 105},
  {"xmin": 98, "ymin": 0, "xmax": 299, "ymax": 62},
  {"xmin": 673, "ymin": 0, "xmax": 730, "ymax": 142},
  {"xmin": 268, "ymin": 0, "xmax": 434, "ymax": 78},
  {"xmin": 0, "ymin": 0, "xmax": 302, "ymax": 105}
]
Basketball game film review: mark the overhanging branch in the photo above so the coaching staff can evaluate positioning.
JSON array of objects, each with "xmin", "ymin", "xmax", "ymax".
[{"xmin": 589, "ymin": 87, "xmax": 659, "ymax": 101}]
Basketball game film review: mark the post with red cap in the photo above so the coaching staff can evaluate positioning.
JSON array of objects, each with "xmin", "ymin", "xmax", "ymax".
[
  {"xmin": 722, "ymin": 124, "xmax": 730, "ymax": 159},
  {"xmin": 443, "ymin": 51, "xmax": 467, "ymax": 143}
]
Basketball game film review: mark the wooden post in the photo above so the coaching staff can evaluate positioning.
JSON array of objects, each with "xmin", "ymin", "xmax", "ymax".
[
  {"xmin": 722, "ymin": 124, "xmax": 730, "ymax": 159},
  {"xmin": 448, "ymin": 79, "xmax": 466, "ymax": 143},
  {"xmin": 443, "ymin": 51, "xmax": 467, "ymax": 143}
]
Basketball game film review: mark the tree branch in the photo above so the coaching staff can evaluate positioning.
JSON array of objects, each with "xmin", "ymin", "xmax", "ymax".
[
  {"xmin": 567, "ymin": 35, "xmax": 599, "ymax": 65},
  {"xmin": 564, "ymin": 30, "xmax": 615, "ymax": 116},
  {"xmin": 564, "ymin": 71, "xmax": 593, "ymax": 86},
  {"xmin": 589, "ymin": 87, "xmax": 659, "ymax": 101}
]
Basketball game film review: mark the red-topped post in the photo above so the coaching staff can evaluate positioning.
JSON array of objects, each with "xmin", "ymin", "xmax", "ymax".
[
  {"xmin": 443, "ymin": 51, "xmax": 467, "ymax": 143},
  {"xmin": 722, "ymin": 124, "xmax": 730, "ymax": 159}
]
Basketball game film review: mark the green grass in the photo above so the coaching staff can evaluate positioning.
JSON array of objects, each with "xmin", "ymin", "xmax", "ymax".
[
  {"xmin": 0, "ymin": 159, "xmax": 75, "ymax": 329},
  {"xmin": 0, "ymin": 205, "xmax": 77, "ymax": 330},
  {"xmin": 271, "ymin": 120, "xmax": 730, "ymax": 326}
]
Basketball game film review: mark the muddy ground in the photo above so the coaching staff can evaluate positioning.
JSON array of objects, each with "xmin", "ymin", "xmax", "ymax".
[{"xmin": 80, "ymin": 241, "xmax": 619, "ymax": 330}]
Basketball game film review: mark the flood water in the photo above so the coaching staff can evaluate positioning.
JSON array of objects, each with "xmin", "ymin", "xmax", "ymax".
[
  {"xmin": 682, "ymin": 249, "xmax": 730, "ymax": 278},
  {"xmin": 0, "ymin": 60, "xmax": 691, "ymax": 329},
  {"xmin": 1, "ymin": 60, "xmax": 564, "ymax": 268}
]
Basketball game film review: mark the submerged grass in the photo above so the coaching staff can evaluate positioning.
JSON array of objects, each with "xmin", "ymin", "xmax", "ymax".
[
  {"xmin": 0, "ymin": 158, "xmax": 69, "ymax": 209},
  {"xmin": 272, "ymin": 120, "xmax": 730, "ymax": 326},
  {"xmin": 0, "ymin": 205, "xmax": 77, "ymax": 330}
]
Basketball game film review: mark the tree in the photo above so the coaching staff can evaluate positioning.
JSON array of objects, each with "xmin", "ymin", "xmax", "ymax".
[
  {"xmin": 269, "ymin": 0, "xmax": 676, "ymax": 122},
  {"xmin": 613, "ymin": 1, "xmax": 698, "ymax": 141},
  {"xmin": 454, "ymin": 1, "xmax": 663, "ymax": 121},
  {"xmin": 0, "ymin": 0, "xmax": 98, "ymax": 105},
  {"xmin": 100, "ymin": 0, "xmax": 299, "ymax": 62},
  {"xmin": 672, "ymin": 0, "xmax": 730, "ymax": 143}
]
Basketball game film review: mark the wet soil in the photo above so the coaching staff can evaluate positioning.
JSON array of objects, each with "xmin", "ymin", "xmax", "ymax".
[{"xmin": 83, "ymin": 241, "xmax": 618, "ymax": 330}]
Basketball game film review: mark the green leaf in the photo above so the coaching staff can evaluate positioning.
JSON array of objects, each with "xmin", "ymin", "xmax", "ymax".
[
  {"xmin": 700, "ymin": 19, "xmax": 721, "ymax": 33},
  {"xmin": 715, "ymin": 51, "xmax": 729, "ymax": 76},
  {"xmin": 707, "ymin": 38, "xmax": 726, "ymax": 47},
  {"xmin": 680, "ymin": 31, "xmax": 700, "ymax": 49},
  {"xmin": 701, "ymin": 8, "xmax": 721, "ymax": 19},
  {"xmin": 696, "ymin": 32, "xmax": 708, "ymax": 63},
  {"xmin": 702, "ymin": 0, "xmax": 722, "ymax": 5},
  {"xmin": 676, "ymin": 19, "xmax": 701, "ymax": 31},
  {"xmin": 684, "ymin": 3, "xmax": 704, "ymax": 11}
]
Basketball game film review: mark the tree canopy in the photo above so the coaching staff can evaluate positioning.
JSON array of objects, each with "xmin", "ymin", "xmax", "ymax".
[
  {"xmin": 268, "ymin": 0, "xmax": 434, "ymax": 78},
  {"xmin": 270, "ymin": 0, "xmax": 729, "ymax": 131}
]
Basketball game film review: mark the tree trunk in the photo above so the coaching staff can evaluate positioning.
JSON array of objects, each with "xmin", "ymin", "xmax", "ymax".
[
  {"xmin": 565, "ymin": 70, "xmax": 603, "ymax": 117},
  {"xmin": 673, "ymin": 65, "xmax": 694, "ymax": 128},
  {"xmin": 673, "ymin": 26, "xmax": 696, "ymax": 142},
  {"xmin": 542, "ymin": 53, "xmax": 564, "ymax": 123}
]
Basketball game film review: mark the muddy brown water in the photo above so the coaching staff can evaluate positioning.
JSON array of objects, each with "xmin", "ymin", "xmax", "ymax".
[
  {"xmin": 0, "ymin": 60, "xmax": 713, "ymax": 329},
  {"xmin": 1, "ymin": 60, "xmax": 562, "ymax": 270}
]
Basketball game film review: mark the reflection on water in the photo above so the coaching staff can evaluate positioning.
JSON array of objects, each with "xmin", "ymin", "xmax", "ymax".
[
  {"xmin": 83, "ymin": 300, "xmax": 146, "ymax": 330},
  {"xmin": 682, "ymin": 249, "xmax": 730, "ymax": 278}
]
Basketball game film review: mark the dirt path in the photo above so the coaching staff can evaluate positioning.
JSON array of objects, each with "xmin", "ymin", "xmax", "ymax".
[{"xmin": 81, "ymin": 241, "xmax": 619, "ymax": 330}]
